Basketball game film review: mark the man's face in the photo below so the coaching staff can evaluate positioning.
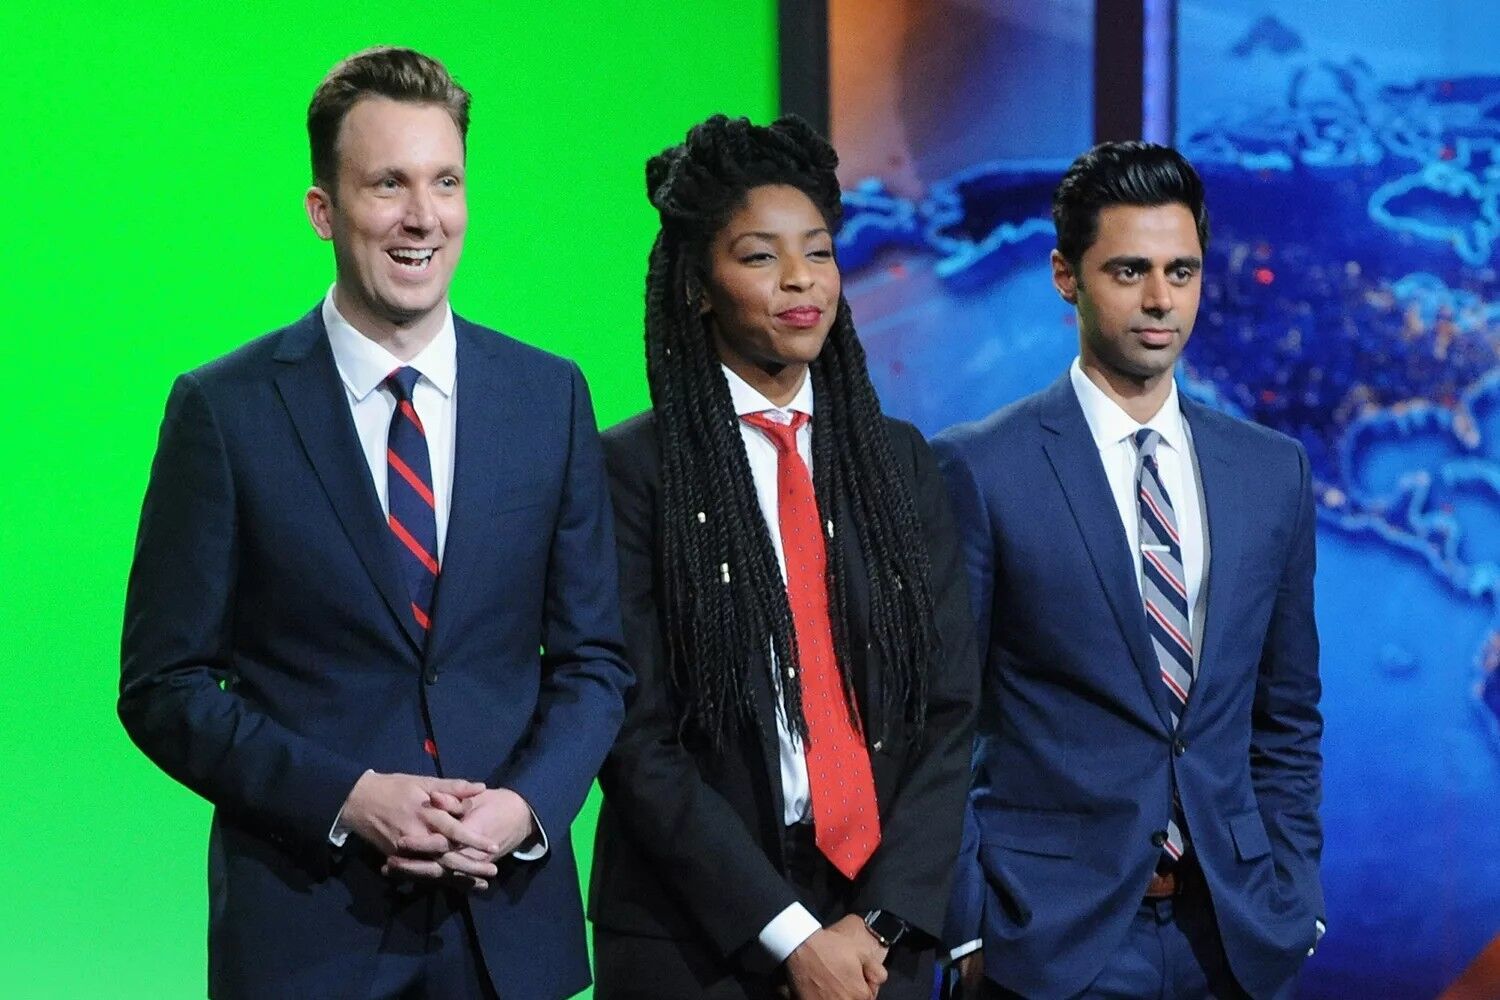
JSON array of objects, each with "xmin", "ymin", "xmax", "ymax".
[
  {"xmin": 1052, "ymin": 203, "xmax": 1203, "ymax": 385},
  {"xmin": 306, "ymin": 97, "xmax": 467, "ymax": 335}
]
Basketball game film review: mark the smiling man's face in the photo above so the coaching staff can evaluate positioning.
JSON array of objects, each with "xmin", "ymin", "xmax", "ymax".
[
  {"xmin": 1054, "ymin": 202, "xmax": 1204, "ymax": 390},
  {"xmin": 307, "ymin": 96, "xmax": 467, "ymax": 338}
]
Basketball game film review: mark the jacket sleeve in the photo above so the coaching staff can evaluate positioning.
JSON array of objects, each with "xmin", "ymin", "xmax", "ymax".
[
  {"xmin": 930, "ymin": 431, "xmax": 996, "ymax": 950},
  {"xmin": 118, "ymin": 373, "xmax": 367, "ymax": 852},
  {"xmin": 596, "ymin": 427, "xmax": 803, "ymax": 960},
  {"xmin": 850, "ymin": 424, "xmax": 981, "ymax": 942},
  {"xmin": 1249, "ymin": 440, "xmax": 1325, "ymax": 923},
  {"xmin": 500, "ymin": 363, "xmax": 635, "ymax": 841}
]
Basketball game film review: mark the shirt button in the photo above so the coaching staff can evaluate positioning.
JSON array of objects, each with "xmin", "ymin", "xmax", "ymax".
[
  {"xmin": 786, "ymin": 667, "xmax": 796, "ymax": 680},
  {"xmin": 1151, "ymin": 830, "xmax": 1168, "ymax": 848},
  {"xmin": 873, "ymin": 740, "xmax": 884, "ymax": 751}
]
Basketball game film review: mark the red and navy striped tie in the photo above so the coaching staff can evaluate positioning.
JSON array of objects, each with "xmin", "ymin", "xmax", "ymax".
[
  {"xmin": 385, "ymin": 367, "xmax": 439, "ymax": 639},
  {"xmin": 1135, "ymin": 427, "xmax": 1192, "ymax": 863}
]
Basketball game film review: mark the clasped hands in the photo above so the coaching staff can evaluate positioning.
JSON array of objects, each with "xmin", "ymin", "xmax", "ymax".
[
  {"xmin": 341, "ymin": 771, "xmax": 537, "ymax": 891},
  {"xmin": 782, "ymin": 913, "xmax": 890, "ymax": 1000}
]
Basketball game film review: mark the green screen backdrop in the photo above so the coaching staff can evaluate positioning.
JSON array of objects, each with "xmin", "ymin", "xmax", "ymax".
[{"xmin": 6, "ymin": 3, "xmax": 776, "ymax": 995}]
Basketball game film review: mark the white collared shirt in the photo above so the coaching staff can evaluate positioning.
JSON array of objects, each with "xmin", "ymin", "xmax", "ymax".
[
  {"xmin": 723, "ymin": 364, "xmax": 815, "ymax": 825},
  {"xmin": 323, "ymin": 291, "xmax": 457, "ymax": 562},
  {"xmin": 721, "ymin": 364, "xmax": 824, "ymax": 962},
  {"xmin": 1068, "ymin": 357, "xmax": 1205, "ymax": 636}
]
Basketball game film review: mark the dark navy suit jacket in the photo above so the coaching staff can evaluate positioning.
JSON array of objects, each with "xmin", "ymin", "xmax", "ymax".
[
  {"xmin": 119, "ymin": 307, "xmax": 632, "ymax": 999},
  {"xmin": 936, "ymin": 373, "xmax": 1323, "ymax": 1000}
]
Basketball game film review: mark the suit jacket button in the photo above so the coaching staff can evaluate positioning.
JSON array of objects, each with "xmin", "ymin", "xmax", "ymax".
[
  {"xmin": 1173, "ymin": 738, "xmax": 1187, "ymax": 756},
  {"xmin": 873, "ymin": 740, "xmax": 884, "ymax": 751},
  {"xmin": 424, "ymin": 668, "xmax": 438, "ymax": 684},
  {"xmin": 1151, "ymin": 830, "xmax": 1168, "ymax": 848}
]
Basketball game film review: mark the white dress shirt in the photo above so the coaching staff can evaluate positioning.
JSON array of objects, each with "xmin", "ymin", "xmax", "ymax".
[
  {"xmin": 949, "ymin": 360, "xmax": 1206, "ymax": 965},
  {"xmin": 1068, "ymin": 358, "xmax": 1205, "ymax": 623},
  {"xmin": 322, "ymin": 290, "xmax": 546, "ymax": 861},
  {"xmin": 721, "ymin": 365, "xmax": 825, "ymax": 962},
  {"xmin": 323, "ymin": 291, "xmax": 457, "ymax": 562}
]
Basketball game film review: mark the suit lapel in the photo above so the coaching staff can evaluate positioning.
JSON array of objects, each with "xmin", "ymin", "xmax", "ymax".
[
  {"xmin": 1181, "ymin": 400, "xmax": 1246, "ymax": 700},
  {"xmin": 273, "ymin": 309, "xmax": 423, "ymax": 651},
  {"xmin": 423, "ymin": 319, "xmax": 518, "ymax": 663},
  {"xmin": 1037, "ymin": 375, "xmax": 1177, "ymax": 731},
  {"xmin": 832, "ymin": 486, "xmax": 876, "ymax": 733}
]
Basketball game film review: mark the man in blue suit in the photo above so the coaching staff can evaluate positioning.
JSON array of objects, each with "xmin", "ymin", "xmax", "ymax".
[
  {"xmin": 119, "ymin": 48, "xmax": 631, "ymax": 999},
  {"xmin": 937, "ymin": 143, "xmax": 1323, "ymax": 999}
]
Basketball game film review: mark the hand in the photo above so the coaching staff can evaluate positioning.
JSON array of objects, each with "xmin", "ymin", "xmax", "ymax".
[
  {"xmin": 340, "ymin": 771, "xmax": 490, "ymax": 855},
  {"xmin": 785, "ymin": 914, "xmax": 889, "ymax": 1000},
  {"xmin": 341, "ymin": 772, "xmax": 496, "ymax": 887},
  {"xmin": 956, "ymin": 950, "xmax": 984, "ymax": 996},
  {"xmin": 385, "ymin": 788, "xmax": 538, "ymax": 884}
]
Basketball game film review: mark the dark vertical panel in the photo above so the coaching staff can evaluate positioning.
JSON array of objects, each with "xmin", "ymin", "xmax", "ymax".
[
  {"xmin": 778, "ymin": 0, "xmax": 830, "ymax": 135},
  {"xmin": 1094, "ymin": 0, "xmax": 1145, "ymax": 142}
]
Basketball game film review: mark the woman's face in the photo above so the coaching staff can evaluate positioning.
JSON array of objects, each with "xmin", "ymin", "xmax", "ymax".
[{"xmin": 702, "ymin": 184, "xmax": 840, "ymax": 383}]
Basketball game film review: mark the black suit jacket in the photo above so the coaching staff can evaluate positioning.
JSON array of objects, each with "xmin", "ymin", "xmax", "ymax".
[
  {"xmin": 588, "ymin": 409, "xmax": 978, "ymax": 976},
  {"xmin": 118, "ymin": 307, "xmax": 632, "ymax": 1000}
]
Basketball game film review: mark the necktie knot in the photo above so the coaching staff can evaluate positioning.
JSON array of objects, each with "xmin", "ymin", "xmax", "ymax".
[
  {"xmin": 1134, "ymin": 427, "xmax": 1161, "ymax": 460},
  {"xmin": 385, "ymin": 366, "xmax": 423, "ymax": 402},
  {"xmin": 741, "ymin": 410, "xmax": 809, "ymax": 455}
]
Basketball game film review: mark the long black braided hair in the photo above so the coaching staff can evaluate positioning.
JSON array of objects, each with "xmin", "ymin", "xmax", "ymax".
[{"xmin": 644, "ymin": 114, "xmax": 940, "ymax": 748}]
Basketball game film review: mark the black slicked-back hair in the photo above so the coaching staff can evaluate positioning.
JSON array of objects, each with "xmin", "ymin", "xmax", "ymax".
[
  {"xmin": 642, "ymin": 114, "xmax": 939, "ymax": 746},
  {"xmin": 1053, "ymin": 141, "xmax": 1210, "ymax": 268}
]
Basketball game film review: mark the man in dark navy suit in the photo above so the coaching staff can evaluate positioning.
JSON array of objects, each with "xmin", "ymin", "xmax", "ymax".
[
  {"xmin": 938, "ymin": 143, "xmax": 1324, "ymax": 999},
  {"xmin": 119, "ymin": 47, "xmax": 631, "ymax": 999}
]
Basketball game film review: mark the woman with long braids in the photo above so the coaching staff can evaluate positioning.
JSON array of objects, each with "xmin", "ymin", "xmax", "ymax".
[{"xmin": 588, "ymin": 115, "xmax": 978, "ymax": 1000}]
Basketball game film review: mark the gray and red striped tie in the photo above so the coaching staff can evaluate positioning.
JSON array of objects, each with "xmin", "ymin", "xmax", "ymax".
[
  {"xmin": 1135, "ymin": 427, "xmax": 1191, "ymax": 862},
  {"xmin": 385, "ymin": 367, "xmax": 438, "ymax": 640}
]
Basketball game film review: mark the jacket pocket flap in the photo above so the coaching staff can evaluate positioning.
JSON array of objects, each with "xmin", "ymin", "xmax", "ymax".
[
  {"xmin": 988, "ymin": 808, "xmax": 1081, "ymax": 859},
  {"xmin": 1228, "ymin": 810, "xmax": 1272, "ymax": 861}
]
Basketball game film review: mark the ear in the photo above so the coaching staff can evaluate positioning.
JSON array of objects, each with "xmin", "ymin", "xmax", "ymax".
[
  {"xmin": 305, "ymin": 185, "xmax": 336, "ymax": 241},
  {"xmin": 1050, "ymin": 249, "xmax": 1081, "ymax": 304},
  {"xmin": 688, "ymin": 275, "xmax": 711, "ymax": 316}
]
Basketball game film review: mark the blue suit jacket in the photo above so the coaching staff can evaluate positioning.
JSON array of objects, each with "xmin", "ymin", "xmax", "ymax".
[
  {"xmin": 119, "ymin": 308, "xmax": 632, "ymax": 1000},
  {"xmin": 935, "ymin": 373, "xmax": 1323, "ymax": 1000}
]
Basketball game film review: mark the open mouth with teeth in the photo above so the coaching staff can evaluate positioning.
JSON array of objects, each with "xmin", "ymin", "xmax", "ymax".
[{"xmin": 388, "ymin": 248, "xmax": 436, "ymax": 270}]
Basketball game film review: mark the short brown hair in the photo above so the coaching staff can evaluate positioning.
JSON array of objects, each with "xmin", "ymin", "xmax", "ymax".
[{"xmin": 307, "ymin": 46, "xmax": 471, "ymax": 193}]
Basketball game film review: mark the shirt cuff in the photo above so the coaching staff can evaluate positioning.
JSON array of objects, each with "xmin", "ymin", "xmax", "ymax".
[
  {"xmin": 329, "ymin": 770, "xmax": 372, "ymax": 847},
  {"xmin": 948, "ymin": 939, "xmax": 982, "ymax": 963},
  {"xmin": 759, "ymin": 903, "xmax": 822, "ymax": 965},
  {"xmin": 510, "ymin": 802, "xmax": 549, "ymax": 861}
]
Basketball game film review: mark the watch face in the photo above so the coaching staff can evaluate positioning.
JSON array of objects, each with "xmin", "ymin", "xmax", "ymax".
[{"xmin": 866, "ymin": 910, "xmax": 906, "ymax": 946}]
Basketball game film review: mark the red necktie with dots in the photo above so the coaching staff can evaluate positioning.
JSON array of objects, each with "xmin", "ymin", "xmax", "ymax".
[{"xmin": 742, "ymin": 411, "xmax": 881, "ymax": 879}]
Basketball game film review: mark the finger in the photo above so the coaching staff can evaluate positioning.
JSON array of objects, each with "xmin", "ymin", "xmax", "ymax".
[
  {"xmin": 395, "ymin": 831, "xmax": 450, "ymax": 856},
  {"xmin": 429, "ymin": 777, "xmax": 487, "ymax": 798},
  {"xmin": 427, "ymin": 790, "xmax": 468, "ymax": 816},
  {"xmin": 437, "ymin": 851, "xmax": 499, "ymax": 879},
  {"xmin": 448, "ymin": 873, "xmax": 489, "ymax": 892},
  {"xmin": 383, "ymin": 855, "xmax": 448, "ymax": 880},
  {"xmin": 456, "ymin": 845, "xmax": 491, "ymax": 862},
  {"xmin": 422, "ymin": 809, "xmax": 500, "ymax": 855}
]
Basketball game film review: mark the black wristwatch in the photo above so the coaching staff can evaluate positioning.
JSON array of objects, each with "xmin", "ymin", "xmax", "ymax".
[{"xmin": 863, "ymin": 909, "xmax": 909, "ymax": 949}]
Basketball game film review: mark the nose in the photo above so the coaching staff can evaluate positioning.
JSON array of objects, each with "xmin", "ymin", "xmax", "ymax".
[
  {"xmin": 1141, "ymin": 270, "xmax": 1173, "ymax": 316},
  {"xmin": 780, "ymin": 254, "xmax": 813, "ymax": 291},
  {"xmin": 402, "ymin": 187, "xmax": 438, "ymax": 233}
]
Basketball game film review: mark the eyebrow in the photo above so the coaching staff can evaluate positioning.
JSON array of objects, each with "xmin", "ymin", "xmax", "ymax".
[
  {"xmin": 1100, "ymin": 255, "xmax": 1203, "ymax": 270},
  {"xmin": 729, "ymin": 227, "xmax": 831, "ymax": 247}
]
